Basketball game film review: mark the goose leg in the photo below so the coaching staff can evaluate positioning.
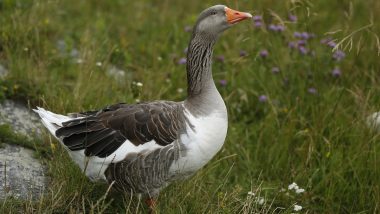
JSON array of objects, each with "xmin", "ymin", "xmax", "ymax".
[{"xmin": 145, "ymin": 198, "xmax": 157, "ymax": 213}]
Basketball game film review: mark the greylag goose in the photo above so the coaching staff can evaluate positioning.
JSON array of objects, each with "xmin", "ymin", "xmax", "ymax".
[{"xmin": 34, "ymin": 5, "xmax": 252, "ymax": 209}]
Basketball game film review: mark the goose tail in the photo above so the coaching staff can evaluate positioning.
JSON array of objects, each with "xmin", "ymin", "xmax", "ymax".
[{"xmin": 33, "ymin": 107, "xmax": 71, "ymax": 139}]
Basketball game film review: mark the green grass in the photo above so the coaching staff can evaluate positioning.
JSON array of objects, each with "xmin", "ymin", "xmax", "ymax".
[
  {"xmin": 0, "ymin": 0, "xmax": 380, "ymax": 213},
  {"xmin": 0, "ymin": 124, "xmax": 45, "ymax": 155}
]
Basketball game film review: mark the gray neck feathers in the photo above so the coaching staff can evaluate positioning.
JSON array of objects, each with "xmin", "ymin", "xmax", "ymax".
[
  {"xmin": 184, "ymin": 33, "xmax": 226, "ymax": 116},
  {"xmin": 186, "ymin": 34, "xmax": 215, "ymax": 97}
]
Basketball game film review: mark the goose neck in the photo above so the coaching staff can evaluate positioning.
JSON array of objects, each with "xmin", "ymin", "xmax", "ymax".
[
  {"xmin": 186, "ymin": 35, "xmax": 215, "ymax": 98},
  {"xmin": 184, "ymin": 35, "xmax": 226, "ymax": 116}
]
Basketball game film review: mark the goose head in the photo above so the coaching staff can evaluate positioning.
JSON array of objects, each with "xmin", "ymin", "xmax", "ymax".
[{"xmin": 192, "ymin": 5, "xmax": 252, "ymax": 39}]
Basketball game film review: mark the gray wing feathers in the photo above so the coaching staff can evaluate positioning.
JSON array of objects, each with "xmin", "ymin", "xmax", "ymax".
[{"xmin": 55, "ymin": 101, "xmax": 187, "ymax": 158}]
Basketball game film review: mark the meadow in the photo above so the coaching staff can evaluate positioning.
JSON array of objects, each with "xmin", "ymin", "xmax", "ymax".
[{"xmin": 0, "ymin": 0, "xmax": 380, "ymax": 213}]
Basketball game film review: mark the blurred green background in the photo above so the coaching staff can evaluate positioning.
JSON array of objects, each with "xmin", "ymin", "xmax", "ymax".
[{"xmin": 0, "ymin": 0, "xmax": 379, "ymax": 213}]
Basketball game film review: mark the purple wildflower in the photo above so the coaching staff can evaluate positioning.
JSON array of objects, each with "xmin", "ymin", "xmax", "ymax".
[
  {"xmin": 271, "ymin": 67, "xmax": 280, "ymax": 74},
  {"xmin": 327, "ymin": 41, "xmax": 337, "ymax": 48},
  {"xmin": 177, "ymin": 57, "xmax": 187, "ymax": 65},
  {"xmin": 219, "ymin": 79, "xmax": 227, "ymax": 87},
  {"xmin": 301, "ymin": 32, "xmax": 310, "ymax": 40},
  {"xmin": 332, "ymin": 50, "xmax": 346, "ymax": 61},
  {"xmin": 268, "ymin": 24, "xmax": 285, "ymax": 32},
  {"xmin": 320, "ymin": 37, "xmax": 333, "ymax": 44},
  {"xmin": 331, "ymin": 68, "xmax": 341, "ymax": 77},
  {"xmin": 297, "ymin": 40, "xmax": 307, "ymax": 47},
  {"xmin": 268, "ymin": 24, "xmax": 277, "ymax": 31},
  {"xmin": 252, "ymin": 15, "xmax": 263, "ymax": 28},
  {"xmin": 307, "ymin": 87, "xmax": 318, "ymax": 94},
  {"xmin": 288, "ymin": 41, "xmax": 297, "ymax": 49},
  {"xmin": 288, "ymin": 14, "xmax": 297, "ymax": 22},
  {"xmin": 276, "ymin": 25, "xmax": 285, "ymax": 32},
  {"xmin": 253, "ymin": 15, "xmax": 262, "ymax": 22},
  {"xmin": 184, "ymin": 25, "xmax": 192, "ymax": 32},
  {"xmin": 239, "ymin": 50, "xmax": 248, "ymax": 57},
  {"xmin": 254, "ymin": 21, "xmax": 263, "ymax": 28},
  {"xmin": 258, "ymin": 95, "xmax": 268, "ymax": 103},
  {"xmin": 298, "ymin": 46, "xmax": 308, "ymax": 55},
  {"xmin": 215, "ymin": 55, "xmax": 225, "ymax": 62},
  {"xmin": 259, "ymin": 49, "xmax": 269, "ymax": 58},
  {"xmin": 294, "ymin": 32, "xmax": 302, "ymax": 38}
]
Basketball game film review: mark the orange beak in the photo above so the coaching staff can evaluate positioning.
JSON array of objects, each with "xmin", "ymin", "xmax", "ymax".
[{"xmin": 225, "ymin": 7, "xmax": 252, "ymax": 24}]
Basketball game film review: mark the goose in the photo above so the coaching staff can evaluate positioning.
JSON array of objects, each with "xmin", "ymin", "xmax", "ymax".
[{"xmin": 34, "ymin": 5, "xmax": 252, "ymax": 209}]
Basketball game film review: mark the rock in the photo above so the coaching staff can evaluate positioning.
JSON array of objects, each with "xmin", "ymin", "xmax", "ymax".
[
  {"xmin": 0, "ymin": 100, "xmax": 42, "ymax": 139},
  {"xmin": 0, "ymin": 64, "xmax": 8, "ymax": 79},
  {"xmin": 0, "ymin": 144, "xmax": 47, "ymax": 200},
  {"xmin": 55, "ymin": 39, "xmax": 83, "ymax": 64},
  {"xmin": 0, "ymin": 99, "xmax": 47, "ymax": 200}
]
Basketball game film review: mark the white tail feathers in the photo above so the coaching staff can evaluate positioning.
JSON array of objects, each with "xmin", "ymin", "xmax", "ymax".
[
  {"xmin": 367, "ymin": 112, "xmax": 380, "ymax": 131},
  {"xmin": 33, "ymin": 107, "xmax": 71, "ymax": 138},
  {"xmin": 33, "ymin": 107, "xmax": 110, "ymax": 181}
]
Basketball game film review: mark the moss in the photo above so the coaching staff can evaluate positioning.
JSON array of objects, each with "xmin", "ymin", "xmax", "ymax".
[{"xmin": 0, "ymin": 124, "xmax": 50, "ymax": 158}]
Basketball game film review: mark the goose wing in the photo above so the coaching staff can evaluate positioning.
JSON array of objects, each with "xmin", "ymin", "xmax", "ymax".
[{"xmin": 55, "ymin": 101, "xmax": 187, "ymax": 158}]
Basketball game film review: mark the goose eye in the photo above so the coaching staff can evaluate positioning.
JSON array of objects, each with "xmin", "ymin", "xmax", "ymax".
[{"xmin": 211, "ymin": 11, "xmax": 217, "ymax": 15}]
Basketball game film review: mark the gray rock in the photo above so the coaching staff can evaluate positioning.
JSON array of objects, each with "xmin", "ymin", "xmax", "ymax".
[
  {"xmin": 0, "ymin": 100, "xmax": 47, "ymax": 200},
  {"xmin": 0, "ymin": 144, "xmax": 47, "ymax": 200},
  {"xmin": 0, "ymin": 64, "xmax": 8, "ymax": 79},
  {"xmin": 55, "ymin": 39, "xmax": 83, "ymax": 64},
  {"xmin": 0, "ymin": 100, "xmax": 42, "ymax": 139}
]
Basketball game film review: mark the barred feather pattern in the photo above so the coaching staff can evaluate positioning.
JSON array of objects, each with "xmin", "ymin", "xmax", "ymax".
[
  {"xmin": 105, "ymin": 141, "xmax": 183, "ymax": 196},
  {"xmin": 186, "ymin": 36, "xmax": 215, "ymax": 97}
]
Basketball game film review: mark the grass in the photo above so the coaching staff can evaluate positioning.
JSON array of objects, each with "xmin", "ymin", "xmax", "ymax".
[
  {"xmin": 0, "ymin": 124, "xmax": 46, "ymax": 155},
  {"xmin": 0, "ymin": 0, "xmax": 379, "ymax": 213}
]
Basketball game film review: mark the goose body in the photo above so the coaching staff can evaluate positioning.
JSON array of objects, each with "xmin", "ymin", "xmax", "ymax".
[
  {"xmin": 34, "ymin": 5, "xmax": 251, "ymax": 204},
  {"xmin": 35, "ymin": 100, "xmax": 227, "ymax": 194}
]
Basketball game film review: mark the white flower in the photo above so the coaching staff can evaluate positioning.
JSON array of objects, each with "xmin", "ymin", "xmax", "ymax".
[
  {"xmin": 157, "ymin": 56, "xmax": 162, "ymax": 61},
  {"xmin": 136, "ymin": 82, "xmax": 143, "ymax": 87},
  {"xmin": 247, "ymin": 191, "xmax": 255, "ymax": 196},
  {"xmin": 296, "ymin": 188, "xmax": 305, "ymax": 194},
  {"xmin": 96, "ymin": 61, "xmax": 102, "ymax": 67},
  {"xmin": 76, "ymin": 58, "xmax": 83, "ymax": 64},
  {"xmin": 288, "ymin": 182, "xmax": 298, "ymax": 190},
  {"xmin": 135, "ymin": 99, "xmax": 140, "ymax": 103},
  {"xmin": 294, "ymin": 204, "xmax": 302, "ymax": 211},
  {"xmin": 257, "ymin": 197, "xmax": 265, "ymax": 205},
  {"xmin": 177, "ymin": 88, "xmax": 184, "ymax": 93},
  {"xmin": 24, "ymin": 47, "xmax": 29, "ymax": 51},
  {"xmin": 107, "ymin": 65, "xmax": 125, "ymax": 80}
]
